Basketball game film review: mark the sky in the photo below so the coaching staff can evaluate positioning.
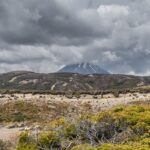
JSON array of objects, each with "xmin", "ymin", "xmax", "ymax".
[{"xmin": 0, "ymin": 0, "xmax": 150, "ymax": 75}]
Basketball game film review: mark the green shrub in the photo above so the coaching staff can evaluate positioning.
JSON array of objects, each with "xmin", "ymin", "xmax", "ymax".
[
  {"xmin": 16, "ymin": 144, "xmax": 37, "ymax": 150},
  {"xmin": 97, "ymin": 144, "xmax": 133, "ymax": 150},
  {"xmin": 141, "ymin": 138, "xmax": 150, "ymax": 146},
  {"xmin": 16, "ymin": 132, "xmax": 37, "ymax": 150},
  {"xmin": 38, "ymin": 131, "xmax": 60, "ymax": 149},
  {"xmin": 126, "ymin": 105, "xmax": 145, "ymax": 113},
  {"xmin": 112, "ymin": 90, "xmax": 119, "ymax": 98},
  {"xmin": 132, "ymin": 122, "xmax": 149, "ymax": 135},
  {"xmin": 63, "ymin": 124, "xmax": 77, "ymax": 139},
  {"xmin": 74, "ymin": 92, "xmax": 81, "ymax": 99},
  {"xmin": 113, "ymin": 106, "xmax": 124, "ymax": 112},
  {"xmin": 16, "ymin": 104, "xmax": 150, "ymax": 149},
  {"xmin": 71, "ymin": 144, "xmax": 93, "ymax": 150},
  {"xmin": 13, "ymin": 112, "xmax": 28, "ymax": 122}
]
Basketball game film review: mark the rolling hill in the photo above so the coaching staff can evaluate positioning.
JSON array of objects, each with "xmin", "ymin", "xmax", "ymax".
[{"xmin": 0, "ymin": 71, "xmax": 149, "ymax": 93}]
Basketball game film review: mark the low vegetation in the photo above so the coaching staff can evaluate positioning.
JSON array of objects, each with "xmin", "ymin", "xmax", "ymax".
[
  {"xmin": 0, "ymin": 101, "xmax": 51, "ymax": 123},
  {"xmin": 0, "ymin": 140, "xmax": 9, "ymax": 150},
  {"xmin": 0, "ymin": 100, "xmax": 91, "ymax": 126},
  {"xmin": 12, "ymin": 104, "xmax": 150, "ymax": 150}
]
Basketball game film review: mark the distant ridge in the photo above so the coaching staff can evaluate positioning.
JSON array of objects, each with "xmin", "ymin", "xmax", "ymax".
[
  {"xmin": 58, "ymin": 63, "xmax": 109, "ymax": 75},
  {"xmin": 0, "ymin": 71, "xmax": 149, "ymax": 93}
]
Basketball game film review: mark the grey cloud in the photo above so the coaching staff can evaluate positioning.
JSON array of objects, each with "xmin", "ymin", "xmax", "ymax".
[
  {"xmin": 0, "ymin": 0, "xmax": 150, "ymax": 75},
  {"xmin": 0, "ymin": 0, "xmax": 108, "ymax": 46}
]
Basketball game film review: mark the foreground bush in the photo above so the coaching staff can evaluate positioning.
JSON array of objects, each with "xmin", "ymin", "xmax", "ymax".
[
  {"xmin": 15, "ymin": 104, "xmax": 150, "ymax": 149},
  {"xmin": 16, "ymin": 132, "xmax": 37, "ymax": 150},
  {"xmin": 71, "ymin": 143, "xmax": 150, "ymax": 150},
  {"xmin": 16, "ymin": 131, "xmax": 60, "ymax": 150},
  {"xmin": 71, "ymin": 144, "xmax": 93, "ymax": 150},
  {"xmin": 38, "ymin": 131, "xmax": 60, "ymax": 149}
]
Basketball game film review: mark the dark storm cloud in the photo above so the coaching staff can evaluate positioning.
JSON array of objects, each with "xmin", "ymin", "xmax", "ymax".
[
  {"xmin": 0, "ymin": 0, "xmax": 150, "ymax": 75},
  {"xmin": 0, "ymin": 0, "xmax": 108, "ymax": 45}
]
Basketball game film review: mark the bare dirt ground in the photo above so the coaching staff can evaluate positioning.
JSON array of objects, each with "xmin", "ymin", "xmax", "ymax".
[
  {"xmin": 0, "ymin": 126, "xmax": 20, "ymax": 143},
  {"xmin": 0, "ymin": 92, "xmax": 150, "ymax": 110}
]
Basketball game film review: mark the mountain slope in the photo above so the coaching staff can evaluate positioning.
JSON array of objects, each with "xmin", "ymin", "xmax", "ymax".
[
  {"xmin": 0, "ymin": 71, "xmax": 150, "ymax": 93},
  {"xmin": 58, "ymin": 63, "xmax": 109, "ymax": 75}
]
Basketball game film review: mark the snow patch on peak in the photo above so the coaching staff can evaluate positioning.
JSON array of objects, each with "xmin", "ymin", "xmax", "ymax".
[
  {"xmin": 58, "ymin": 63, "xmax": 110, "ymax": 75},
  {"xmin": 83, "ymin": 63, "xmax": 87, "ymax": 69}
]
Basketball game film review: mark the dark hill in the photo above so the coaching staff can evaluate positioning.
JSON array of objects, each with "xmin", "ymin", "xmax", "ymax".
[{"xmin": 0, "ymin": 71, "xmax": 149, "ymax": 93}]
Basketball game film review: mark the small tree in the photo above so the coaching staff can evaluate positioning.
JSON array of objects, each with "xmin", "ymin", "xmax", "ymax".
[{"xmin": 112, "ymin": 90, "xmax": 119, "ymax": 98}]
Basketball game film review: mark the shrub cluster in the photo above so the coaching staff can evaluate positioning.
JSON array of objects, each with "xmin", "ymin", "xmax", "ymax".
[
  {"xmin": 15, "ymin": 104, "xmax": 150, "ymax": 150},
  {"xmin": 0, "ymin": 101, "xmax": 51, "ymax": 123}
]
